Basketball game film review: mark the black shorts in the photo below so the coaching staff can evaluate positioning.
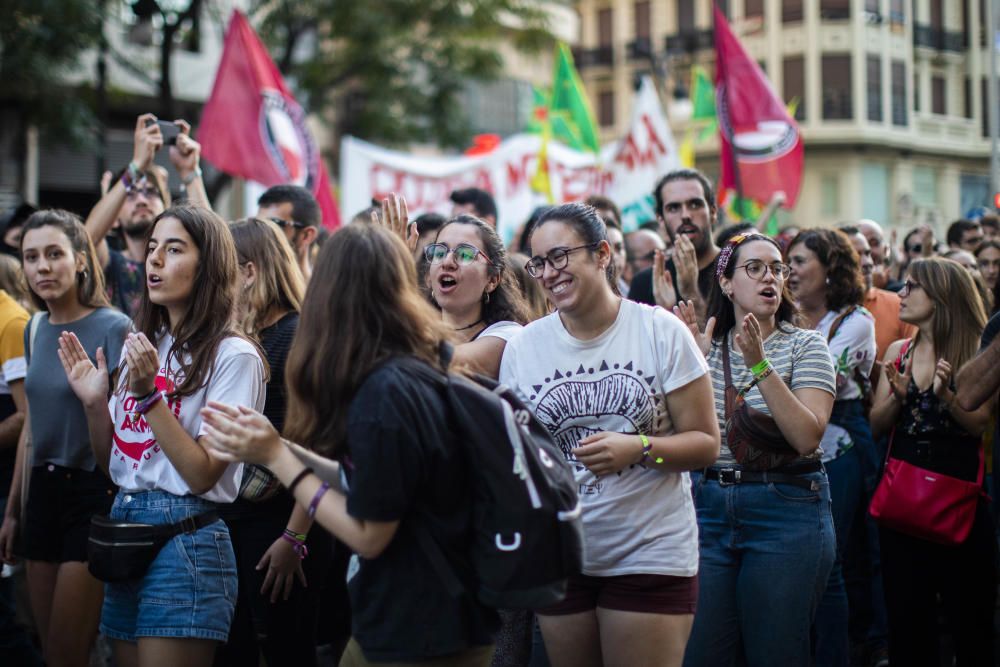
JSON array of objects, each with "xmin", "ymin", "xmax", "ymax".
[
  {"xmin": 537, "ymin": 573, "xmax": 698, "ymax": 616},
  {"xmin": 21, "ymin": 463, "xmax": 116, "ymax": 563}
]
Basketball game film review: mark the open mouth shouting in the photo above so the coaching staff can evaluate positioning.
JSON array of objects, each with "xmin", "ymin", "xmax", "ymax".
[
  {"xmin": 147, "ymin": 272, "xmax": 163, "ymax": 290},
  {"xmin": 759, "ymin": 285, "xmax": 779, "ymax": 304},
  {"xmin": 437, "ymin": 273, "xmax": 458, "ymax": 296}
]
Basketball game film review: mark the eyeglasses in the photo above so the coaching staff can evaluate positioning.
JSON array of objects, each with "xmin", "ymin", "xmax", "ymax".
[
  {"xmin": 734, "ymin": 259, "xmax": 791, "ymax": 281},
  {"xmin": 900, "ymin": 279, "xmax": 922, "ymax": 296},
  {"xmin": 525, "ymin": 243, "xmax": 599, "ymax": 278},
  {"xmin": 906, "ymin": 244, "xmax": 922, "ymax": 254},
  {"xmin": 424, "ymin": 242, "xmax": 491, "ymax": 266},
  {"xmin": 268, "ymin": 217, "xmax": 307, "ymax": 230},
  {"xmin": 126, "ymin": 186, "xmax": 161, "ymax": 200}
]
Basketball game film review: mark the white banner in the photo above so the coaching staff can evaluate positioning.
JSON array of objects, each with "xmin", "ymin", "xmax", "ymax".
[{"xmin": 340, "ymin": 77, "xmax": 679, "ymax": 244}]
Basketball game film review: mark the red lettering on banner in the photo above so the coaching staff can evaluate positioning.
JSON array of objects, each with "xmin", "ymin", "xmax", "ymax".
[{"xmin": 615, "ymin": 114, "xmax": 668, "ymax": 170}]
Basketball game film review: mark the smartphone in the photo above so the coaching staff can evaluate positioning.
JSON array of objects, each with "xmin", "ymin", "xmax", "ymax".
[{"xmin": 145, "ymin": 118, "xmax": 180, "ymax": 146}]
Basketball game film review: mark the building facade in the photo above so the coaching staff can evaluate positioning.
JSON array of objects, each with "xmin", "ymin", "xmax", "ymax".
[{"xmin": 573, "ymin": 0, "xmax": 995, "ymax": 231}]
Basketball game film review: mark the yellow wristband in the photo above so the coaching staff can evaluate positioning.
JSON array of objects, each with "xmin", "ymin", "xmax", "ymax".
[{"xmin": 640, "ymin": 434, "xmax": 664, "ymax": 465}]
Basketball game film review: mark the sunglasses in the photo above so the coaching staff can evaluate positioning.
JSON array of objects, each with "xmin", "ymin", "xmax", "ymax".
[
  {"xmin": 424, "ymin": 242, "xmax": 491, "ymax": 266},
  {"xmin": 900, "ymin": 279, "xmax": 922, "ymax": 296},
  {"xmin": 268, "ymin": 217, "xmax": 307, "ymax": 230}
]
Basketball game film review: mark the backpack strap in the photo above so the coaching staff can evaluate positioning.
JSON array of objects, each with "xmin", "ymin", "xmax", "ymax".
[
  {"xmin": 883, "ymin": 338, "xmax": 914, "ymax": 462},
  {"xmin": 827, "ymin": 306, "xmax": 873, "ymax": 404}
]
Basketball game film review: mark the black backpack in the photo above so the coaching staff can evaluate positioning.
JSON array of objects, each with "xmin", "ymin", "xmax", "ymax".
[{"xmin": 398, "ymin": 347, "xmax": 583, "ymax": 609}]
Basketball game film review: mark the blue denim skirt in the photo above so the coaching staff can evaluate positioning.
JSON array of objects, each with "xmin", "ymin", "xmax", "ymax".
[{"xmin": 99, "ymin": 490, "xmax": 237, "ymax": 642}]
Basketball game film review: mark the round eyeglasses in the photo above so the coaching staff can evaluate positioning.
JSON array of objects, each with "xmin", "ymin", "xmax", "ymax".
[
  {"xmin": 733, "ymin": 259, "xmax": 791, "ymax": 281},
  {"xmin": 524, "ymin": 243, "xmax": 600, "ymax": 278},
  {"xmin": 424, "ymin": 242, "xmax": 491, "ymax": 266}
]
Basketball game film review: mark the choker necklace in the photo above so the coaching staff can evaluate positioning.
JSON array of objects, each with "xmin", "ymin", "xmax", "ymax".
[{"xmin": 454, "ymin": 318, "xmax": 484, "ymax": 332}]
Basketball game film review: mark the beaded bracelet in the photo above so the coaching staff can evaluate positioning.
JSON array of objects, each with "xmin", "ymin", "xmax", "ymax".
[{"xmin": 307, "ymin": 482, "xmax": 330, "ymax": 519}]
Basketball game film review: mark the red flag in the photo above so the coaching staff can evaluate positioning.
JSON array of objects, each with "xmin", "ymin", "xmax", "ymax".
[
  {"xmin": 199, "ymin": 11, "xmax": 341, "ymax": 230},
  {"xmin": 714, "ymin": 4, "xmax": 803, "ymax": 207}
]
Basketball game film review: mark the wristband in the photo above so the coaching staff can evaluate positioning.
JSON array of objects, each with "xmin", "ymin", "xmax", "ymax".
[
  {"xmin": 307, "ymin": 482, "xmax": 330, "ymax": 519},
  {"xmin": 131, "ymin": 387, "xmax": 159, "ymax": 403},
  {"xmin": 180, "ymin": 166, "xmax": 202, "ymax": 188},
  {"xmin": 279, "ymin": 531, "xmax": 309, "ymax": 559},
  {"xmin": 639, "ymin": 434, "xmax": 664, "ymax": 465},
  {"xmin": 750, "ymin": 359, "xmax": 771, "ymax": 376},
  {"xmin": 134, "ymin": 391, "xmax": 162, "ymax": 416},
  {"xmin": 127, "ymin": 161, "xmax": 140, "ymax": 181},
  {"xmin": 283, "ymin": 528, "xmax": 307, "ymax": 541},
  {"xmin": 286, "ymin": 467, "xmax": 313, "ymax": 495}
]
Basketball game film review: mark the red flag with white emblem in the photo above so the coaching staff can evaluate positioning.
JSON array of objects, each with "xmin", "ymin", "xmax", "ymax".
[{"xmin": 199, "ymin": 10, "xmax": 341, "ymax": 229}]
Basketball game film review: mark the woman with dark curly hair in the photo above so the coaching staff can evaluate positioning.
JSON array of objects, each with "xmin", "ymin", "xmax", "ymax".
[{"xmin": 787, "ymin": 229, "xmax": 879, "ymax": 666}]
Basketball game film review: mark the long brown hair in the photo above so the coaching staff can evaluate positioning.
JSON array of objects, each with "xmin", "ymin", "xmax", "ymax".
[
  {"xmin": 908, "ymin": 257, "xmax": 987, "ymax": 371},
  {"xmin": 229, "ymin": 217, "xmax": 305, "ymax": 338},
  {"xmin": 19, "ymin": 209, "xmax": 109, "ymax": 312},
  {"xmin": 285, "ymin": 224, "xmax": 450, "ymax": 457},
  {"xmin": 129, "ymin": 204, "xmax": 248, "ymax": 399}
]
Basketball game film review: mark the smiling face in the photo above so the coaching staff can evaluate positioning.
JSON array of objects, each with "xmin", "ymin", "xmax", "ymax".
[
  {"xmin": 21, "ymin": 225, "xmax": 85, "ymax": 306},
  {"xmin": 427, "ymin": 223, "xmax": 497, "ymax": 315},
  {"xmin": 720, "ymin": 240, "xmax": 785, "ymax": 320},
  {"xmin": 787, "ymin": 242, "xmax": 828, "ymax": 304},
  {"xmin": 145, "ymin": 216, "xmax": 200, "ymax": 320},
  {"xmin": 529, "ymin": 221, "xmax": 610, "ymax": 315},
  {"xmin": 658, "ymin": 178, "xmax": 716, "ymax": 256}
]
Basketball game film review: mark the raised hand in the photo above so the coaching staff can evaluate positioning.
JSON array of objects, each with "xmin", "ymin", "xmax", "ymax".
[
  {"xmin": 882, "ymin": 357, "xmax": 912, "ymax": 401},
  {"xmin": 652, "ymin": 249, "xmax": 677, "ymax": 310},
  {"xmin": 201, "ymin": 402, "xmax": 283, "ymax": 467},
  {"xmin": 673, "ymin": 234, "xmax": 699, "ymax": 300},
  {"xmin": 123, "ymin": 333, "xmax": 159, "ymax": 396},
  {"xmin": 734, "ymin": 313, "xmax": 765, "ymax": 369},
  {"xmin": 932, "ymin": 358, "xmax": 953, "ymax": 401},
  {"xmin": 169, "ymin": 119, "xmax": 201, "ymax": 180},
  {"xmin": 572, "ymin": 432, "xmax": 643, "ymax": 476},
  {"xmin": 673, "ymin": 300, "xmax": 715, "ymax": 357},
  {"xmin": 371, "ymin": 193, "xmax": 417, "ymax": 251},
  {"xmin": 57, "ymin": 332, "xmax": 109, "ymax": 409},
  {"xmin": 133, "ymin": 113, "xmax": 163, "ymax": 171}
]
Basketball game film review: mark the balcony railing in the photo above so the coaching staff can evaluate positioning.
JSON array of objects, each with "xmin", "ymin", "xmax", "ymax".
[
  {"xmin": 913, "ymin": 24, "xmax": 966, "ymax": 52},
  {"xmin": 628, "ymin": 37, "xmax": 653, "ymax": 60},
  {"xmin": 572, "ymin": 45, "xmax": 614, "ymax": 68},
  {"xmin": 665, "ymin": 29, "xmax": 714, "ymax": 55}
]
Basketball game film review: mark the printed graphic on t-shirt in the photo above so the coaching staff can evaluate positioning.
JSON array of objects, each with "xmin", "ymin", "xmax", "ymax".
[
  {"xmin": 112, "ymin": 370, "xmax": 180, "ymax": 468},
  {"xmin": 530, "ymin": 359, "xmax": 669, "ymax": 497}
]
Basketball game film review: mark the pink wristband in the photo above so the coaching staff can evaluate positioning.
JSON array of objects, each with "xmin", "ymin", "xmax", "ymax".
[
  {"xmin": 279, "ymin": 532, "xmax": 308, "ymax": 559},
  {"xmin": 307, "ymin": 482, "xmax": 329, "ymax": 519}
]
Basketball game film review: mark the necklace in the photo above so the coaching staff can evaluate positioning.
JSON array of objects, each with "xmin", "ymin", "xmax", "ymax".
[{"xmin": 453, "ymin": 318, "xmax": 484, "ymax": 332}]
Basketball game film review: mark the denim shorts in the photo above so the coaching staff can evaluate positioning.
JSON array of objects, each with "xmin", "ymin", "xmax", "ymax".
[{"xmin": 99, "ymin": 490, "xmax": 237, "ymax": 643}]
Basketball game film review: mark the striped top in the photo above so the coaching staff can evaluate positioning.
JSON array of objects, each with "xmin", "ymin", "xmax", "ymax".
[{"xmin": 707, "ymin": 325, "xmax": 836, "ymax": 466}]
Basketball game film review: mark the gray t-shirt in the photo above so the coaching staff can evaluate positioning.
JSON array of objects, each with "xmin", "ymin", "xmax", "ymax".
[{"xmin": 26, "ymin": 308, "xmax": 130, "ymax": 470}]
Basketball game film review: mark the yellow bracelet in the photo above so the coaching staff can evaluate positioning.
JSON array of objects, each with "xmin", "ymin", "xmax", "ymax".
[{"xmin": 640, "ymin": 434, "xmax": 664, "ymax": 465}]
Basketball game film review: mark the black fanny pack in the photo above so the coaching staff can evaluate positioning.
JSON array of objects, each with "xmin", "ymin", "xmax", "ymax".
[{"xmin": 87, "ymin": 511, "xmax": 219, "ymax": 583}]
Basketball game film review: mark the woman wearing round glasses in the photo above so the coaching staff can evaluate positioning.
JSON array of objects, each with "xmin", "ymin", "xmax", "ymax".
[
  {"xmin": 869, "ymin": 259, "xmax": 995, "ymax": 666},
  {"xmin": 501, "ymin": 203, "xmax": 719, "ymax": 667},
  {"xmin": 676, "ymin": 232, "xmax": 837, "ymax": 666},
  {"xmin": 786, "ymin": 228, "xmax": 878, "ymax": 666}
]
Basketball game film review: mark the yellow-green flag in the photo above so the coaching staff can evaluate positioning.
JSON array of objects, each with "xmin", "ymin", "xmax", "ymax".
[
  {"xmin": 549, "ymin": 43, "xmax": 601, "ymax": 153},
  {"xmin": 691, "ymin": 66, "xmax": 716, "ymax": 120}
]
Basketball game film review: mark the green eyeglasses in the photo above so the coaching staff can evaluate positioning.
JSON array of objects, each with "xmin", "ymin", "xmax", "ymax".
[{"xmin": 424, "ymin": 242, "xmax": 491, "ymax": 266}]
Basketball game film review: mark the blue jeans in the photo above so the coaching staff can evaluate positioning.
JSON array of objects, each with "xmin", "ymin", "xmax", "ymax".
[{"xmin": 684, "ymin": 470, "xmax": 836, "ymax": 667}]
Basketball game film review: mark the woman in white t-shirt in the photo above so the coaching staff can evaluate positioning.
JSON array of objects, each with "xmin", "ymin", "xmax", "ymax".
[
  {"xmin": 499, "ymin": 203, "xmax": 720, "ymax": 667},
  {"xmin": 58, "ymin": 204, "xmax": 265, "ymax": 667}
]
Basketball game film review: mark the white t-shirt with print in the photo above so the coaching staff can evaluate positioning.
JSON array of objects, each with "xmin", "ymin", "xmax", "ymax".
[
  {"xmin": 816, "ymin": 307, "xmax": 876, "ymax": 462},
  {"xmin": 108, "ymin": 334, "xmax": 266, "ymax": 502},
  {"xmin": 499, "ymin": 300, "xmax": 708, "ymax": 577},
  {"xmin": 477, "ymin": 320, "xmax": 521, "ymax": 342}
]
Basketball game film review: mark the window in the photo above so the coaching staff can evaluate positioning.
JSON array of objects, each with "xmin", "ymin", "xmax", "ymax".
[
  {"xmin": 634, "ymin": 1, "xmax": 650, "ymax": 39},
  {"xmin": 820, "ymin": 0, "xmax": 850, "ymax": 20},
  {"xmin": 599, "ymin": 90, "xmax": 615, "ymax": 127},
  {"xmin": 929, "ymin": 0, "xmax": 943, "ymax": 30},
  {"xmin": 912, "ymin": 166, "xmax": 939, "ymax": 208},
  {"xmin": 821, "ymin": 175, "xmax": 840, "ymax": 216},
  {"xmin": 931, "ymin": 75, "xmax": 946, "ymax": 115},
  {"xmin": 865, "ymin": 0, "xmax": 879, "ymax": 12},
  {"xmin": 983, "ymin": 78, "xmax": 990, "ymax": 138},
  {"xmin": 891, "ymin": 60, "xmax": 907, "ymax": 125},
  {"xmin": 598, "ymin": 8, "xmax": 614, "ymax": 46},
  {"xmin": 890, "ymin": 0, "xmax": 905, "ymax": 24},
  {"xmin": 783, "ymin": 0, "xmax": 803, "ymax": 22},
  {"xmin": 914, "ymin": 73, "xmax": 920, "ymax": 112},
  {"xmin": 745, "ymin": 0, "xmax": 764, "ymax": 19},
  {"xmin": 678, "ymin": 0, "xmax": 695, "ymax": 32},
  {"xmin": 867, "ymin": 56, "xmax": 883, "ymax": 122},
  {"xmin": 965, "ymin": 77, "xmax": 973, "ymax": 119},
  {"xmin": 784, "ymin": 57, "xmax": 806, "ymax": 121},
  {"xmin": 822, "ymin": 54, "xmax": 853, "ymax": 119}
]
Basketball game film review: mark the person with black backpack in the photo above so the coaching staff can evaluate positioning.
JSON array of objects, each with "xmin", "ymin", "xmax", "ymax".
[
  {"xmin": 200, "ymin": 223, "xmax": 502, "ymax": 665},
  {"xmin": 500, "ymin": 203, "xmax": 720, "ymax": 667}
]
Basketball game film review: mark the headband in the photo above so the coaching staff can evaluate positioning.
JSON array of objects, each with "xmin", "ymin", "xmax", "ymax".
[{"xmin": 715, "ymin": 232, "xmax": 766, "ymax": 279}]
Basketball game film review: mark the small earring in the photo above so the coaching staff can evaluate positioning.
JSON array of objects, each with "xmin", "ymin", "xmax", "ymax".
[{"xmin": 483, "ymin": 291, "xmax": 491, "ymax": 304}]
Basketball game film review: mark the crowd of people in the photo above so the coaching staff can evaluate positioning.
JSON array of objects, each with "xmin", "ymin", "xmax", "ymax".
[{"xmin": 0, "ymin": 113, "xmax": 996, "ymax": 667}]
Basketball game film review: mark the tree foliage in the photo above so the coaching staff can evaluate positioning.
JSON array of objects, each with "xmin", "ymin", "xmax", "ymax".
[
  {"xmin": 254, "ymin": 0, "xmax": 554, "ymax": 149},
  {"xmin": 0, "ymin": 0, "xmax": 105, "ymax": 144}
]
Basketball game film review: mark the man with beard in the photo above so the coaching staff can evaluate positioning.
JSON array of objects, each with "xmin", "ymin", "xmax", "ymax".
[
  {"xmin": 84, "ymin": 113, "xmax": 207, "ymax": 317},
  {"xmin": 256, "ymin": 185, "xmax": 320, "ymax": 282},
  {"xmin": 629, "ymin": 169, "xmax": 720, "ymax": 321}
]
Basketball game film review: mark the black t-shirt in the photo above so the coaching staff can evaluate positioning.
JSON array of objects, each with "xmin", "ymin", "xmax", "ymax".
[
  {"xmin": 628, "ymin": 254, "xmax": 719, "ymax": 306},
  {"xmin": 344, "ymin": 358, "xmax": 498, "ymax": 661}
]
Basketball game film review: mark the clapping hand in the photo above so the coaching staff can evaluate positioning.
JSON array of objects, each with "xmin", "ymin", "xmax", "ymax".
[
  {"xmin": 652, "ymin": 249, "xmax": 676, "ymax": 310},
  {"xmin": 57, "ymin": 332, "xmax": 109, "ymax": 409},
  {"xmin": 734, "ymin": 314, "xmax": 765, "ymax": 369},
  {"xmin": 201, "ymin": 402, "xmax": 283, "ymax": 467},
  {"xmin": 123, "ymin": 333, "xmax": 159, "ymax": 397},
  {"xmin": 673, "ymin": 300, "xmax": 715, "ymax": 357},
  {"xmin": 371, "ymin": 193, "xmax": 418, "ymax": 251},
  {"xmin": 673, "ymin": 234, "xmax": 699, "ymax": 300}
]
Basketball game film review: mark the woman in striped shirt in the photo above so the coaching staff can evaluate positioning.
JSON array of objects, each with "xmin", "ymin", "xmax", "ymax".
[{"xmin": 676, "ymin": 232, "xmax": 837, "ymax": 666}]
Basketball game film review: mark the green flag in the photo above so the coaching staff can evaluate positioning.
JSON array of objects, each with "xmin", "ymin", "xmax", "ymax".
[
  {"xmin": 549, "ymin": 43, "xmax": 601, "ymax": 153},
  {"xmin": 691, "ymin": 66, "xmax": 716, "ymax": 120},
  {"xmin": 524, "ymin": 86, "xmax": 550, "ymax": 135}
]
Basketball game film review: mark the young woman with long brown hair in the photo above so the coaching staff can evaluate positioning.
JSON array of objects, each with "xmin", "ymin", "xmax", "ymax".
[
  {"xmin": 0, "ymin": 210, "xmax": 129, "ymax": 667},
  {"xmin": 57, "ymin": 204, "xmax": 266, "ymax": 667},
  {"xmin": 870, "ymin": 257, "xmax": 995, "ymax": 666},
  {"xmin": 200, "ymin": 223, "xmax": 499, "ymax": 665}
]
